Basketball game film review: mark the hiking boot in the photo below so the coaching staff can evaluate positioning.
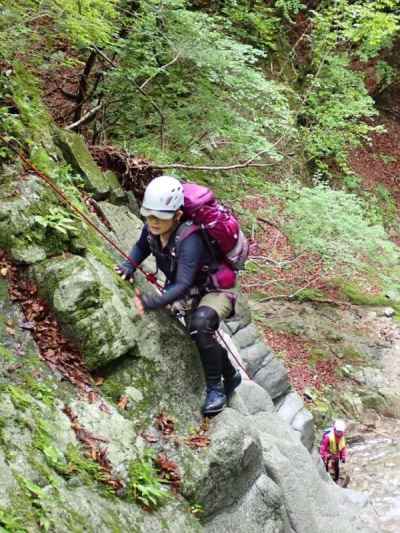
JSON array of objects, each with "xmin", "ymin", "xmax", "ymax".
[
  {"xmin": 202, "ymin": 384, "xmax": 226, "ymax": 417},
  {"xmin": 224, "ymin": 369, "xmax": 242, "ymax": 398}
]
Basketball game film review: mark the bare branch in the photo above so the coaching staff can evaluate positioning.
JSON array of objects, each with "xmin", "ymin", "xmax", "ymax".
[
  {"xmin": 139, "ymin": 52, "xmax": 181, "ymax": 91},
  {"xmin": 152, "ymin": 161, "xmax": 276, "ymax": 171},
  {"xmin": 66, "ymin": 103, "xmax": 103, "ymax": 131}
]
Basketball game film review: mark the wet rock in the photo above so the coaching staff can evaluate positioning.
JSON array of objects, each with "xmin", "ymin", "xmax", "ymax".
[{"xmin": 342, "ymin": 489, "xmax": 369, "ymax": 508}]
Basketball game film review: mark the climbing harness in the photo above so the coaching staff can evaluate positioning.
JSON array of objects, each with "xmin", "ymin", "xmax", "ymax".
[{"xmin": 0, "ymin": 134, "xmax": 250, "ymax": 379}]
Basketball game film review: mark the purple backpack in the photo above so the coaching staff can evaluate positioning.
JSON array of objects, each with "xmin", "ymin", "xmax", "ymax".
[{"xmin": 176, "ymin": 183, "xmax": 249, "ymax": 289}]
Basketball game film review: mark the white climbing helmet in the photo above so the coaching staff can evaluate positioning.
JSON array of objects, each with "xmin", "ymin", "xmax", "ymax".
[
  {"xmin": 140, "ymin": 176, "xmax": 184, "ymax": 219},
  {"xmin": 334, "ymin": 419, "xmax": 346, "ymax": 433}
]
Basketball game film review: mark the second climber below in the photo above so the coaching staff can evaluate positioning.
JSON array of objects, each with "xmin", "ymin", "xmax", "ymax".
[{"xmin": 116, "ymin": 175, "xmax": 242, "ymax": 417}]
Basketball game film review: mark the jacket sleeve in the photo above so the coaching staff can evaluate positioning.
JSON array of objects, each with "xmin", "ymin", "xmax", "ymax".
[
  {"xmin": 142, "ymin": 232, "xmax": 205, "ymax": 310},
  {"xmin": 319, "ymin": 435, "xmax": 330, "ymax": 460},
  {"xmin": 118, "ymin": 225, "xmax": 151, "ymax": 276}
]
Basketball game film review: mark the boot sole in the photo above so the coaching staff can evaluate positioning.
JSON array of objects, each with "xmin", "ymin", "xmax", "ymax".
[{"xmin": 202, "ymin": 407, "xmax": 225, "ymax": 416}]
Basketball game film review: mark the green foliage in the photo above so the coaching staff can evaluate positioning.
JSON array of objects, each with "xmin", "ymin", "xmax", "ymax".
[
  {"xmin": 127, "ymin": 449, "xmax": 170, "ymax": 509},
  {"xmin": 298, "ymin": 0, "xmax": 399, "ymax": 175},
  {"xmin": 0, "ymin": 0, "xmax": 119, "ymax": 60},
  {"xmin": 376, "ymin": 60, "xmax": 397, "ymax": 92},
  {"xmin": 65, "ymin": 444, "xmax": 110, "ymax": 485},
  {"xmin": 219, "ymin": 1, "xmax": 282, "ymax": 50},
  {"xmin": 284, "ymin": 182, "xmax": 400, "ymax": 276},
  {"xmin": 102, "ymin": 0, "xmax": 295, "ymax": 163},
  {"xmin": 7, "ymin": 384, "xmax": 33, "ymax": 410},
  {"xmin": 300, "ymin": 54, "xmax": 378, "ymax": 175},
  {"xmin": 339, "ymin": 0, "xmax": 400, "ymax": 61},
  {"xmin": 33, "ymin": 206, "xmax": 79, "ymax": 238},
  {"xmin": 0, "ymin": 508, "xmax": 27, "ymax": 533},
  {"xmin": 274, "ymin": 0, "xmax": 304, "ymax": 21}
]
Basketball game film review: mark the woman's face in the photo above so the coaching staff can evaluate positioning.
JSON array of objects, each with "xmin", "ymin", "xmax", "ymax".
[{"xmin": 146, "ymin": 215, "xmax": 176, "ymax": 236}]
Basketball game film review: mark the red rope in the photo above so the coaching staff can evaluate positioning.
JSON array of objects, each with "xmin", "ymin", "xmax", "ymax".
[
  {"xmin": 1, "ymin": 135, "xmax": 251, "ymax": 379},
  {"xmin": 216, "ymin": 331, "xmax": 251, "ymax": 380},
  {"xmin": 0, "ymin": 135, "xmax": 164, "ymax": 291}
]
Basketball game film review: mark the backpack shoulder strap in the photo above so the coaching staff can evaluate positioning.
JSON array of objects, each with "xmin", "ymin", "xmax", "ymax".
[{"xmin": 174, "ymin": 221, "xmax": 200, "ymax": 255}]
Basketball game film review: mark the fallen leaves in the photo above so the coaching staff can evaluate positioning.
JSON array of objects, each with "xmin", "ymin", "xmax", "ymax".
[
  {"xmin": 185, "ymin": 434, "xmax": 210, "ymax": 449},
  {"xmin": 155, "ymin": 412, "xmax": 175, "ymax": 435},
  {"xmin": 1, "ymin": 251, "xmax": 94, "ymax": 390},
  {"xmin": 63, "ymin": 405, "xmax": 124, "ymax": 492},
  {"xmin": 185, "ymin": 419, "xmax": 210, "ymax": 449},
  {"xmin": 117, "ymin": 395, "xmax": 129, "ymax": 410},
  {"xmin": 154, "ymin": 453, "xmax": 181, "ymax": 493},
  {"xmin": 262, "ymin": 328, "xmax": 340, "ymax": 395}
]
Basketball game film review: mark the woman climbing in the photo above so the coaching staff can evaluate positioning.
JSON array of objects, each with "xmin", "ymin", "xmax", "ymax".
[
  {"xmin": 320, "ymin": 419, "xmax": 348, "ymax": 482},
  {"xmin": 116, "ymin": 175, "xmax": 242, "ymax": 417}
]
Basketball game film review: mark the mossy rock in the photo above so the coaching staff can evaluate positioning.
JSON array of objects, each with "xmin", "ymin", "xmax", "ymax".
[{"xmin": 55, "ymin": 130, "xmax": 120, "ymax": 199}]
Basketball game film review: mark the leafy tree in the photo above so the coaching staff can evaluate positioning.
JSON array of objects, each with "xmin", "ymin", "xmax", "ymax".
[
  {"xmin": 284, "ymin": 182, "xmax": 399, "ymax": 276},
  {"xmin": 100, "ymin": 0, "xmax": 296, "ymax": 163}
]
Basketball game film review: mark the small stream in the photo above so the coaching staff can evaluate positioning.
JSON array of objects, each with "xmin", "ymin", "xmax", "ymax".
[{"xmin": 347, "ymin": 417, "xmax": 400, "ymax": 531}]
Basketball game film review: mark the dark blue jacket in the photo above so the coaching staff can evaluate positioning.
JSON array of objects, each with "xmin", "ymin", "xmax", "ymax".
[{"xmin": 120, "ymin": 224, "xmax": 213, "ymax": 310}]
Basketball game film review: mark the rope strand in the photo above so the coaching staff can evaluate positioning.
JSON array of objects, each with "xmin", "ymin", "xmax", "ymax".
[{"xmin": 0, "ymin": 135, "xmax": 250, "ymax": 378}]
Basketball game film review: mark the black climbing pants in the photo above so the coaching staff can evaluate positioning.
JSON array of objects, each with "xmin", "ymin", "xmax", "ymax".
[{"xmin": 187, "ymin": 299, "xmax": 236, "ymax": 386}]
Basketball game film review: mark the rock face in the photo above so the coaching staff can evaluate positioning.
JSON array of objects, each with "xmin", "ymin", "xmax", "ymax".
[{"xmin": 0, "ymin": 118, "xmax": 374, "ymax": 532}]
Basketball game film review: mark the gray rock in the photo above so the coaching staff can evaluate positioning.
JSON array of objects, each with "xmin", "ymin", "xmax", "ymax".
[
  {"xmin": 98, "ymin": 201, "xmax": 142, "ymax": 255},
  {"xmin": 56, "ymin": 130, "xmax": 119, "ymax": 199},
  {"xmin": 204, "ymin": 474, "xmax": 291, "ymax": 533},
  {"xmin": 251, "ymin": 412, "xmax": 370, "ymax": 533},
  {"xmin": 231, "ymin": 380, "xmax": 275, "ymax": 416},
  {"xmin": 241, "ymin": 342, "xmax": 272, "ymax": 375},
  {"xmin": 254, "ymin": 358, "xmax": 290, "ymax": 400},
  {"xmin": 277, "ymin": 392, "xmax": 304, "ymax": 425},
  {"xmin": 232, "ymin": 323, "xmax": 259, "ymax": 350},
  {"xmin": 342, "ymin": 488, "xmax": 369, "ymax": 508},
  {"xmin": 31, "ymin": 254, "xmax": 140, "ymax": 369},
  {"xmin": 192, "ymin": 409, "xmax": 263, "ymax": 517},
  {"xmin": 291, "ymin": 408, "xmax": 314, "ymax": 451}
]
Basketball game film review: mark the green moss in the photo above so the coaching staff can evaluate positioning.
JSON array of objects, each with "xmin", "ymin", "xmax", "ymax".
[
  {"xmin": 8, "ymin": 385, "xmax": 33, "ymax": 410},
  {"xmin": 293, "ymin": 288, "xmax": 326, "ymax": 303},
  {"xmin": 341, "ymin": 282, "xmax": 391, "ymax": 306},
  {"xmin": 32, "ymin": 417, "xmax": 67, "ymax": 474},
  {"xmin": 0, "ymin": 346, "xmax": 13, "ymax": 362},
  {"xmin": 308, "ymin": 348, "xmax": 330, "ymax": 367},
  {"xmin": 24, "ymin": 376, "xmax": 55, "ymax": 408},
  {"xmin": 340, "ymin": 345, "xmax": 366, "ymax": 363},
  {"xmin": 12, "ymin": 62, "xmax": 54, "ymax": 147}
]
